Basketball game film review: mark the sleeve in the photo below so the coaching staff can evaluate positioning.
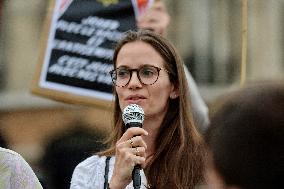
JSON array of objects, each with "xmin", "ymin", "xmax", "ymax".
[
  {"xmin": 0, "ymin": 148, "xmax": 43, "ymax": 189},
  {"xmin": 70, "ymin": 155, "xmax": 107, "ymax": 189},
  {"xmin": 183, "ymin": 65, "xmax": 210, "ymax": 132}
]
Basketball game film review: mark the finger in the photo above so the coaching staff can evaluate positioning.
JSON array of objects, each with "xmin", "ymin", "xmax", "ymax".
[
  {"xmin": 119, "ymin": 127, "xmax": 148, "ymax": 142},
  {"xmin": 137, "ymin": 12, "xmax": 169, "ymax": 35},
  {"xmin": 137, "ymin": 23, "xmax": 163, "ymax": 35},
  {"xmin": 116, "ymin": 137, "xmax": 134, "ymax": 150},
  {"xmin": 126, "ymin": 138, "xmax": 134, "ymax": 148},
  {"xmin": 137, "ymin": 1, "xmax": 168, "ymax": 21},
  {"xmin": 131, "ymin": 135, "xmax": 147, "ymax": 149},
  {"xmin": 131, "ymin": 146, "xmax": 146, "ymax": 157},
  {"xmin": 137, "ymin": 1, "xmax": 166, "ymax": 22},
  {"xmin": 132, "ymin": 154, "xmax": 146, "ymax": 165},
  {"xmin": 152, "ymin": 1, "xmax": 166, "ymax": 10},
  {"xmin": 119, "ymin": 149, "xmax": 146, "ymax": 166},
  {"xmin": 146, "ymin": 10, "xmax": 170, "ymax": 25}
]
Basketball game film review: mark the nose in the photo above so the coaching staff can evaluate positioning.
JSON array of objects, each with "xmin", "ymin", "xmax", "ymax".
[{"xmin": 127, "ymin": 71, "xmax": 142, "ymax": 89}]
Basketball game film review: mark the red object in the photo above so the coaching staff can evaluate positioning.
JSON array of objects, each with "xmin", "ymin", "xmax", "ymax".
[{"xmin": 137, "ymin": 0, "xmax": 148, "ymax": 9}]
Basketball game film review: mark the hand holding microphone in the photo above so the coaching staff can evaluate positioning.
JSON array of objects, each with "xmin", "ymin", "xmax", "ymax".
[
  {"xmin": 109, "ymin": 104, "xmax": 147, "ymax": 189},
  {"xmin": 123, "ymin": 104, "xmax": 145, "ymax": 189}
]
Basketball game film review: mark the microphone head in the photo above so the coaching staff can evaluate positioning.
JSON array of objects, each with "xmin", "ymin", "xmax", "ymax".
[{"xmin": 122, "ymin": 104, "xmax": 145, "ymax": 125}]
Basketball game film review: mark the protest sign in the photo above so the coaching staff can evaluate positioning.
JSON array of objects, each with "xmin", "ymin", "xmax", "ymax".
[{"xmin": 32, "ymin": 0, "xmax": 147, "ymax": 108}]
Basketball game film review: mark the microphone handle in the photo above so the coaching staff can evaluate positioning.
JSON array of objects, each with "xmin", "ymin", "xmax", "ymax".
[
  {"xmin": 126, "ymin": 122, "xmax": 142, "ymax": 189},
  {"xmin": 126, "ymin": 122, "xmax": 142, "ymax": 129},
  {"xmin": 132, "ymin": 165, "xmax": 141, "ymax": 189}
]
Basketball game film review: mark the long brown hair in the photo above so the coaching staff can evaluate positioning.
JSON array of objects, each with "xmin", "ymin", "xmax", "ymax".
[{"xmin": 99, "ymin": 30, "xmax": 204, "ymax": 188}]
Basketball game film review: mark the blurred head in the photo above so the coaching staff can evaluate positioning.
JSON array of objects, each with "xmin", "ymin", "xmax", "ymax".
[{"xmin": 205, "ymin": 82, "xmax": 284, "ymax": 189}]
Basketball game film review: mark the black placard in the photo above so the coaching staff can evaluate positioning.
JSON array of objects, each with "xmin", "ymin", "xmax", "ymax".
[{"xmin": 33, "ymin": 0, "xmax": 138, "ymax": 106}]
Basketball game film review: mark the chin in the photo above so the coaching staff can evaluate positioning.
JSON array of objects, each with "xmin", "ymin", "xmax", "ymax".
[{"xmin": 124, "ymin": 100, "xmax": 145, "ymax": 108}]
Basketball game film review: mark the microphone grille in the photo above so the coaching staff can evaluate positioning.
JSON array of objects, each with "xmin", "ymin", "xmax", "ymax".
[{"xmin": 122, "ymin": 104, "xmax": 144, "ymax": 125}]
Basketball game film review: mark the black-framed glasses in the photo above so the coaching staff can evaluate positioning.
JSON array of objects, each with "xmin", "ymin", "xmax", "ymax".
[{"xmin": 109, "ymin": 65, "xmax": 168, "ymax": 87}]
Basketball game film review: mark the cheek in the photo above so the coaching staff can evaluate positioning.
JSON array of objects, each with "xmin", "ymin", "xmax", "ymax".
[
  {"xmin": 152, "ymin": 88, "xmax": 170, "ymax": 101},
  {"xmin": 152, "ymin": 81, "xmax": 173, "ymax": 99},
  {"xmin": 148, "ymin": 84, "xmax": 171, "ymax": 107},
  {"xmin": 115, "ymin": 88, "xmax": 125, "ymax": 108},
  {"xmin": 115, "ymin": 86, "xmax": 124, "ymax": 98}
]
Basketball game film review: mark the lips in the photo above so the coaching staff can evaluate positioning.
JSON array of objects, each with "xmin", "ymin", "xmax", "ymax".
[{"xmin": 125, "ymin": 95, "xmax": 146, "ymax": 104}]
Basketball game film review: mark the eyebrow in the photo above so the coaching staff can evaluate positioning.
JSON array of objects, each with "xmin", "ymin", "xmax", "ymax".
[{"xmin": 116, "ymin": 64, "xmax": 158, "ymax": 69}]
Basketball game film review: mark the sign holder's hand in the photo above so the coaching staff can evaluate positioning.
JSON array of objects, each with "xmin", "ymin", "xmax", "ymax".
[{"xmin": 137, "ymin": 1, "xmax": 170, "ymax": 36}]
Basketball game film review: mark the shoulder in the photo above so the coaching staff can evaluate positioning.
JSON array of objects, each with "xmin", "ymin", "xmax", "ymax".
[
  {"xmin": 70, "ymin": 155, "xmax": 113, "ymax": 189},
  {"xmin": 0, "ymin": 147, "xmax": 43, "ymax": 189},
  {"xmin": 74, "ymin": 155, "xmax": 108, "ymax": 173},
  {"xmin": 0, "ymin": 147, "xmax": 20, "ymax": 159},
  {"xmin": 0, "ymin": 147, "xmax": 29, "ymax": 171},
  {"xmin": 0, "ymin": 147, "xmax": 18, "ymax": 176}
]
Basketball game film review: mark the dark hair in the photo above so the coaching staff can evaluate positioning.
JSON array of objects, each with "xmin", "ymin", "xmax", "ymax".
[
  {"xmin": 42, "ymin": 123, "xmax": 106, "ymax": 189},
  {"xmin": 205, "ymin": 82, "xmax": 284, "ymax": 189},
  {"xmin": 99, "ymin": 30, "xmax": 205, "ymax": 188}
]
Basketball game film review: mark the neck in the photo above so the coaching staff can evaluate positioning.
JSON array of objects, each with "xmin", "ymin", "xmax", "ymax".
[{"xmin": 142, "ymin": 114, "xmax": 164, "ymax": 156}]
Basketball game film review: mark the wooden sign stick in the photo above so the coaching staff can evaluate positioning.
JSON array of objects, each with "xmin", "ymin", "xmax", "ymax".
[{"xmin": 240, "ymin": 0, "xmax": 248, "ymax": 86}]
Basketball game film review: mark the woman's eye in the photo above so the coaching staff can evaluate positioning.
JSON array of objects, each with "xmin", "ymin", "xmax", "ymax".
[
  {"xmin": 141, "ymin": 67, "xmax": 155, "ymax": 77},
  {"xmin": 117, "ymin": 69, "xmax": 129, "ymax": 78}
]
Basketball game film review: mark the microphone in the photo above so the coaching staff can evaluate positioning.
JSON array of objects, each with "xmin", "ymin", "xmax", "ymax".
[{"xmin": 122, "ymin": 104, "xmax": 145, "ymax": 189}]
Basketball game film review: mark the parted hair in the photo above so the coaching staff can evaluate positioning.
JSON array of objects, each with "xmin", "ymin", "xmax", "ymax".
[{"xmin": 99, "ymin": 30, "xmax": 205, "ymax": 188}]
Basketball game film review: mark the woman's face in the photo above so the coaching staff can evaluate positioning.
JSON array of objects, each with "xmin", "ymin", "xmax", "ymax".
[{"xmin": 115, "ymin": 41, "xmax": 177, "ymax": 120}]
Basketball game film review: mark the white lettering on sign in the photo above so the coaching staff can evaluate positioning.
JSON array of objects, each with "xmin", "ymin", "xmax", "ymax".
[
  {"xmin": 48, "ymin": 55, "xmax": 113, "ymax": 85},
  {"xmin": 81, "ymin": 16, "xmax": 120, "ymax": 30},
  {"xmin": 53, "ymin": 39, "xmax": 114, "ymax": 60},
  {"xmin": 56, "ymin": 20, "xmax": 96, "ymax": 36}
]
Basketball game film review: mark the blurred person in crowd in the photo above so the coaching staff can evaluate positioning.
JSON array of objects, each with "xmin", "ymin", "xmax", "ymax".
[
  {"xmin": 70, "ymin": 30, "xmax": 205, "ymax": 189},
  {"xmin": 41, "ymin": 122, "xmax": 107, "ymax": 189},
  {"xmin": 0, "ymin": 147, "xmax": 43, "ymax": 189},
  {"xmin": 141, "ymin": 0, "xmax": 209, "ymax": 131},
  {"xmin": 0, "ymin": 134, "xmax": 7, "ymax": 148},
  {"xmin": 204, "ymin": 82, "xmax": 284, "ymax": 189}
]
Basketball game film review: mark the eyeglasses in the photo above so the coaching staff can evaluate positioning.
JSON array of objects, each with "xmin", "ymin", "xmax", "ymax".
[{"xmin": 109, "ymin": 65, "xmax": 168, "ymax": 87}]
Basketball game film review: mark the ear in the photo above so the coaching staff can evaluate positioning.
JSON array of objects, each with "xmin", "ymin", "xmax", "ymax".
[{"xmin": 170, "ymin": 83, "xmax": 179, "ymax": 99}]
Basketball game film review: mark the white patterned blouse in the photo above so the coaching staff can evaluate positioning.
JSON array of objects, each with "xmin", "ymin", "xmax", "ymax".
[
  {"xmin": 70, "ymin": 155, "xmax": 149, "ymax": 189},
  {"xmin": 0, "ymin": 147, "xmax": 43, "ymax": 189}
]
